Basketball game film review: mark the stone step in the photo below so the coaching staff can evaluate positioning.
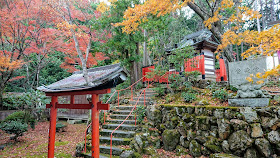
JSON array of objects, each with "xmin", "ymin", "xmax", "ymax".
[
  {"xmin": 109, "ymin": 114, "xmax": 136, "ymax": 120},
  {"xmin": 115, "ymin": 106, "xmax": 134, "ymax": 110},
  {"xmin": 141, "ymin": 91, "xmax": 156, "ymax": 95},
  {"xmin": 112, "ymin": 110, "xmax": 132, "ymax": 115},
  {"xmin": 100, "ymin": 145, "xmax": 123, "ymax": 156},
  {"xmin": 129, "ymin": 100, "xmax": 152, "ymax": 105},
  {"xmin": 80, "ymin": 153, "xmax": 117, "ymax": 158},
  {"xmin": 108, "ymin": 119, "xmax": 137, "ymax": 125},
  {"xmin": 100, "ymin": 136, "xmax": 131, "ymax": 145},
  {"xmin": 102, "ymin": 123, "xmax": 137, "ymax": 131},
  {"xmin": 132, "ymin": 97, "xmax": 152, "ymax": 101},
  {"xmin": 100, "ymin": 129, "xmax": 135, "ymax": 138}
]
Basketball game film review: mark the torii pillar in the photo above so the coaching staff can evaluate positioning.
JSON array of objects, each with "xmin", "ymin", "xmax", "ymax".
[{"xmin": 46, "ymin": 89, "xmax": 110, "ymax": 158}]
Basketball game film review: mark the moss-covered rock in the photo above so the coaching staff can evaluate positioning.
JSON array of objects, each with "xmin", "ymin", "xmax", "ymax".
[
  {"xmin": 217, "ymin": 118, "xmax": 231, "ymax": 139},
  {"xmin": 214, "ymin": 109, "xmax": 224, "ymax": 119},
  {"xmin": 196, "ymin": 116, "xmax": 210, "ymax": 131},
  {"xmin": 250, "ymin": 123, "xmax": 263, "ymax": 138},
  {"xmin": 143, "ymin": 146, "xmax": 158, "ymax": 157},
  {"xmin": 244, "ymin": 148, "xmax": 258, "ymax": 158},
  {"xmin": 186, "ymin": 130, "xmax": 196, "ymax": 141},
  {"xmin": 255, "ymin": 138, "xmax": 272, "ymax": 157},
  {"xmin": 175, "ymin": 145, "xmax": 188, "ymax": 156},
  {"xmin": 162, "ymin": 129, "xmax": 180, "ymax": 151},
  {"xmin": 189, "ymin": 140, "xmax": 201, "ymax": 157},
  {"xmin": 180, "ymin": 136, "xmax": 189, "ymax": 148},
  {"xmin": 230, "ymin": 119, "xmax": 248, "ymax": 131},
  {"xmin": 209, "ymin": 153, "xmax": 239, "ymax": 158},
  {"xmin": 203, "ymin": 136, "xmax": 222, "ymax": 153},
  {"xmin": 228, "ymin": 130, "xmax": 253, "ymax": 156}
]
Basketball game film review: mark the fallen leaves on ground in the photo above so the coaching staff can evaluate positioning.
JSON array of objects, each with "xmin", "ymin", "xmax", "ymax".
[{"xmin": 0, "ymin": 121, "xmax": 87, "ymax": 158}]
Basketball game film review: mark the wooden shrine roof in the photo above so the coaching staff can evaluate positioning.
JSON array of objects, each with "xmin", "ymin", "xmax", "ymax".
[{"xmin": 37, "ymin": 63, "xmax": 127, "ymax": 93}]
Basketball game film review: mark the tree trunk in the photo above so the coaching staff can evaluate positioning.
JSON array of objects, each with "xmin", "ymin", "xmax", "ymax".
[
  {"xmin": 187, "ymin": 2, "xmax": 234, "ymax": 62},
  {"xmin": 0, "ymin": 87, "xmax": 3, "ymax": 110},
  {"xmin": 236, "ymin": 45, "xmax": 240, "ymax": 61},
  {"xmin": 241, "ymin": 42, "xmax": 244, "ymax": 60},
  {"xmin": 260, "ymin": 0, "xmax": 266, "ymax": 29},
  {"xmin": 143, "ymin": 29, "xmax": 151, "ymax": 66},
  {"xmin": 130, "ymin": 63, "xmax": 136, "ymax": 85}
]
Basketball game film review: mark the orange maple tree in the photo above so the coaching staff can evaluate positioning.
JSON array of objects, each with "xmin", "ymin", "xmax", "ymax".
[
  {"xmin": 0, "ymin": 0, "xmax": 44, "ymax": 108},
  {"xmin": 44, "ymin": 0, "xmax": 108, "ymax": 84}
]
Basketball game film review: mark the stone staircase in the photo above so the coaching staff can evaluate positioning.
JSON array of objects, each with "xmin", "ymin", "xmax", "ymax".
[{"xmin": 78, "ymin": 88, "xmax": 156, "ymax": 158}]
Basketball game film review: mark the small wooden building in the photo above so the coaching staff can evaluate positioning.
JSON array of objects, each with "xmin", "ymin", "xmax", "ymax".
[
  {"xmin": 143, "ymin": 30, "xmax": 227, "ymax": 82},
  {"xmin": 37, "ymin": 63, "xmax": 128, "ymax": 158}
]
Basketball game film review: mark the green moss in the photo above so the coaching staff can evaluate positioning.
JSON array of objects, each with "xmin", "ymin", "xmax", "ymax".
[
  {"xmin": 195, "ymin": 116, "xmax": 208, "ymax": 119},
  {"xmin": 204, "ymin": 144, "xmax": 222, "ymax": 153},
  {"xmin": 134, "ymin": 152, "xmax": 142, "ymax": 158},
  {"xmin": 55, "ymin": 141, "xmax": 69, "ymax": 146},
  {"xmin": 161, "ymin": 104, "xmax": 239, "ymax": 110}
]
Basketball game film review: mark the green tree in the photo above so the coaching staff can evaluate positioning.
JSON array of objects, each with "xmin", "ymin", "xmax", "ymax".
[{"xmin": 96, "ymin": 0, "xmax": 144, "ymax": 84}]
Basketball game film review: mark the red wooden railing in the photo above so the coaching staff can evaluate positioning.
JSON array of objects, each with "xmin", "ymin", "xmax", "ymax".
[
  {"xmin": 83, "ymin": 73, "xmax": 169, "ymax": 154},
  {"xmin": 109, "ymin": 73, "xmax": 169, "ymax": 158}
]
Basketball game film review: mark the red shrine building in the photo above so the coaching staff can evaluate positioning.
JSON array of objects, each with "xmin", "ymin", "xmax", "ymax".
[{"xmin": 143, "ymin": 30, "xmax": 227, "ymax": 82}]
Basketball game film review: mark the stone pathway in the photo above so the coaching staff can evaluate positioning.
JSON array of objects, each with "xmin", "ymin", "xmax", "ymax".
[{"xmin": 80, "ymin": 88, "xmax": 156, "ymax": 157}]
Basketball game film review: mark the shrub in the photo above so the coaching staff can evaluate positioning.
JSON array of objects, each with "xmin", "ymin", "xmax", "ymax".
[
  {"xmin": 181, "ymin": 92, "xmax": 197, "ymax": 103},
  {"xmin": 102, "ymin": 91, "xmax": 117, "ymax": 104},
  {"xmin": 0, "ymin": 120, "xmax": 28, "ymax": 140},
  {"xmin": 134, "ymin": 105, "xmax": 146, "ymax": 122},
  {"xmin": 4, "ymin": 111, "xmax": 36, "ymax": 129},
  {"xmin": 229, "ymin": 85, "xmax": 238, "ymax": 92},
  {"xmin": 184, "ymin": 71, "xmax": 201, "ymax": 82},
  {"xmin": 56, "ymin": 123, "xmax": 67, "ymax": 132},
  {"xmin": 135, "ymin": 83, "xmax": 143, "ymax": 90},
  {"xmin": 3, "ymin": 90, "xmax": 49, "ymax": 110},
  {"xmin": 212, "ymin": 88, "xmax": 228, "ymax": 102},
  {"xmin": 154, "ymin": 87, "xmax": 166, "ymax": 97}
]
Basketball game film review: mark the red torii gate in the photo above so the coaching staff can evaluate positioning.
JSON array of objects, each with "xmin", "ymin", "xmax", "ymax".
[{"xmin": 38, "ymin": 64, "xmax": 127, "ymax": 158}]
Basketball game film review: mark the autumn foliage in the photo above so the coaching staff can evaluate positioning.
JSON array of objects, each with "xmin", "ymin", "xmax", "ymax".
[{"xmin": 114, "ymin": 0, "xmax": 279, "ymax": 79}]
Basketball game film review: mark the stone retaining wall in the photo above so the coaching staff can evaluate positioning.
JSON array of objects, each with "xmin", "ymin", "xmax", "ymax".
[{"xmin": 134, "ymin": 105, "xmax": 280, "ymax": 158}]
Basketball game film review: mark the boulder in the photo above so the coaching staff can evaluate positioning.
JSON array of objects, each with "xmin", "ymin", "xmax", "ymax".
[
  {"xmin": 189, "ymin": 140, "xmax": 201, "ymax": 157},
  {"xmin": 201, "ymin": 146, "xmax": 211, "ymax": 156},
  {"xmin": 261, "ymin": 116, "xmax": 280, "ymax": 130},
  {"xmin": 196, "ymin": 116, "xmax": 210, "ymax": 131},
  {"xmin": 209, "ymin": 126, "xmax": 218, "ymax": 137},
  {"xmin": 244, "ymin": 148, "xmax": 258, "ymax": 158},
  {"xmin": 162, "ymin": 129, "xmax": 180, "ymax": 151},
  {"xmin": 240, "ymin": 107, "xmax": 260, "ymax": 123},
  {"xmin": 146, "ymin": 105, "xmax": 162, "ymax": 125},
  {"xmin": 203, "ymin": 137, "xmax": 222, "ymax": 153},
  {"xmin": 135, "ymin": 134, "xmax": 143, "ymax": 149},
  {"xmin": 195, "ymin": 136, "xmax": 207, "ymax": 144},
  {"xmin": 228, "ymin": 130, "xmax": 253, "ymax": 156},
  {"xmin": 186, "ymin": 130, "xmax": 196, "ymax": 141},
  {"xmin": 230, "ymin": 119, "xmax": 248, "ymax": 131},
  {"xmin": 217, "ymin": 118, "xmax": 231, "ymax": 139},
  {"xmin": 175, "ymin": 145, "xmax": 188, "ymax": 156},
  {"xmin": 267, "ymin": 131, "xmax": 280, "ymax": 144},
  {"xmin": 180, "ymin": 136, "xmax": 189, "ymax": 148},
  {"xmin": 221, "ymin": 140, "xmax": 230, "ymax": 153},
  {"xmin": 250, "ymin": 123, "xmax": 263, "ymax": 138},
  {"xmin": 255, "ymin": 138, "xmax": 272, "ymax": 158},
  {"xmin": 214, "ymin": 109, "xmax": 224, "ymax": 119},
  {"xmin": 209, "ymin": 153, "xmax": 240, "ymax": 158},
  {"xmin": 143, "ymin": 146, "xmax": 158, "ymax": 157},
  {"xmin": 120, "ymin": 150, "xmax": 135, "ymax": 158}
]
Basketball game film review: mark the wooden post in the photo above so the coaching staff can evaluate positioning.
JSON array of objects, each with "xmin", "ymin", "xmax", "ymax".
[
  {"xmin": 91, "ymin": 94, "xmax": 99, "ymax": 158},
  {"xmin": 48, "ymin": 96, "xmax": 58, "ymax": 158}
]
